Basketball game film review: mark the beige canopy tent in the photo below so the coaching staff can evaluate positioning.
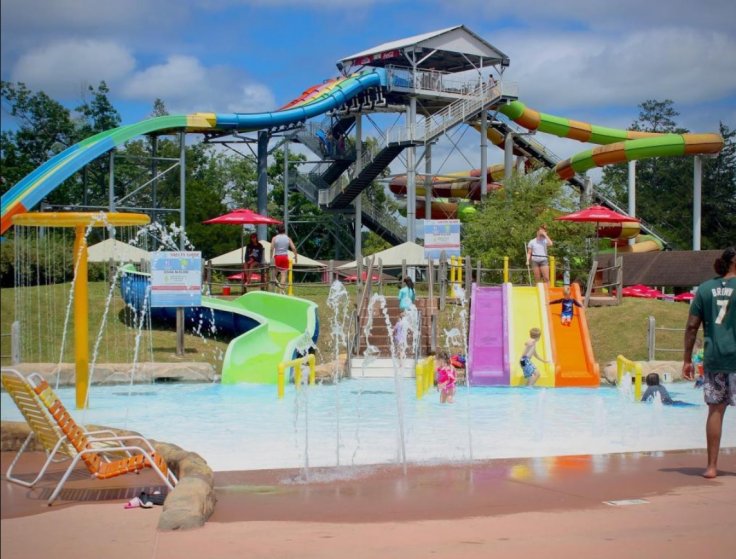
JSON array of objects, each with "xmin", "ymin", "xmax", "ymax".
[
  {"xmin": 338, "ymin": 242, "xmax": 431, "ymax": 269},
  {"xmin": 87, "ymin": 239, "xmax": 150, "ymax": 263},
  {"xmin": 209, "ymin": 241, "xmax": 324, "ymax": 268}
]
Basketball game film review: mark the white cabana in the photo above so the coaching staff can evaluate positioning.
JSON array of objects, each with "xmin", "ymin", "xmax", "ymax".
[
  {"xmin": 209, "ymin": 241, "xmax": 324, "ymax": 268},
  {"xmin": 87, "ymin": 239, "xmax": 150, "ymax": 263},
  {"xmin": 338, "ymin": 242, "xmax": 430, "ymax": 269}
]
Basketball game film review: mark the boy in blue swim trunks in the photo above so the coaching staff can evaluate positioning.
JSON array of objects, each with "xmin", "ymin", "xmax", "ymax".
[
  {"xmin": 520, "ymin": 327, "xmax": 549, "ymax": 386},
  {"xmin": 549, "ymin": 286, "xmax": 584, "ymax": 326}
]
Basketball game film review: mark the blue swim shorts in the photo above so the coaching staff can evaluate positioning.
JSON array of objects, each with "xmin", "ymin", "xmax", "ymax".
[{"xmin": 520, "ymin": 357, "xmax": 537, "ymax": 378}]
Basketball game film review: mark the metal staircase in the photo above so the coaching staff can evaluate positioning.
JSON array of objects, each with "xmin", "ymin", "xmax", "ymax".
[
  {"xmin": 318, "ymin": 82, "xmax": 505, "ymax": 210},
  {"xmin": 322, "ymin": 143, "xmax": 411, "ymax": 209}
]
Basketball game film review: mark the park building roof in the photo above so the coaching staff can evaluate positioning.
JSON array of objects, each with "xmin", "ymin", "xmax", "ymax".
[{"xmin": 338, "ymin": 25, "xmax": 510, "ymax": 75}]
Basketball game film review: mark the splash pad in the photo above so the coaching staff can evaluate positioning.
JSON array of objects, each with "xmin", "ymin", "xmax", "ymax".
[{"xmin": 11, "ymin": 211, "xmax": 150, "ymax": 408}]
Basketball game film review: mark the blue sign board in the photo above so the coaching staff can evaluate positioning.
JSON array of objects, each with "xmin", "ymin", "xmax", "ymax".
[{"xmin": 150, "ymin": 251, "xmax": 202, "ymax": 307}]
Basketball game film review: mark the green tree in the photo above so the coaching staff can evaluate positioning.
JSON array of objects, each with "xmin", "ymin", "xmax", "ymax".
[
  {"xmin": 463, "ymin": 172, "xmax": 592, "ymax": 282},
  {"xmin": 0, "ymin": 81, "xmax": 77, "ymax": 196},
  {"xmin": 701, "ymin": 122, "xmax": 736, "ymax": 248}
]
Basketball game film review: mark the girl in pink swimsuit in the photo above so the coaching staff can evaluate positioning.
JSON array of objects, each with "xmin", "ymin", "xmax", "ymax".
[{"xmin": 436, "ymin": 352, "xmax": 456, "ymax": 404}]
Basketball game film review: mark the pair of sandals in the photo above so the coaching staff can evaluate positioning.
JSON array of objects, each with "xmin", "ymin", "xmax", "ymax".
[{"xmin": 124, "ymin": 491, "xmax": 165, "ymax": 509}]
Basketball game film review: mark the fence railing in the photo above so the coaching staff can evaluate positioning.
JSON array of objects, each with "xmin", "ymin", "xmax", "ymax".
[
  {"xmin": 0, "ymin": 322, "xmax": 20, "ymax": 365},
  {"xmin": 647, "ymin": 315, "xmax": 685, "ymax": 361}
]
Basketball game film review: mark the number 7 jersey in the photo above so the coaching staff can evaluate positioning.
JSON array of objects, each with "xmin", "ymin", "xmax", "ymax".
[{"xmin": 690, "ymin": 276, "xmax": 736, "ymax": 373}]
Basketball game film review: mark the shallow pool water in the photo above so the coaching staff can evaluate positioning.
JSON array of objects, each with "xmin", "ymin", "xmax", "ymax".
[{"xmin": 2, "ymin": 379, "xmax": 732, "ymax": 472}]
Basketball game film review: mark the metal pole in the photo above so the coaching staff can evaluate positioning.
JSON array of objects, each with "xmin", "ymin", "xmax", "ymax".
[
  {"xmin": 108, "ymin": 151, "xmax": 115, "ymax": 211},
  {"xmin": 628, "ymin": 160, "xmax": 636, "ymax": 246},
  {"xmin": 480, "ymin": 112, "xmax": 488, "ymax": 201},
  {"xmin": 176, "ymin": 131, "xmax": 186, "ymax": 357},
  {"xmin": 152, "ymin": 136, "xmax": 158, "ymax": 224},
  {"xmin": 257, "ymin": 130, "xmax": 269, "ymax": 241},
  {"xmin": 179, "ymin": 131, "xmax": 186, "ymax": 239},
  {"xmin": 693, "ymin": 155, "xmax": 702, "ymax": 251},
  {"xmin": 424, "ymin": 143, "xmax": 432, "ymax": 224},
  {"xmin": 283, "ymin": 140, "xmax": 289, "ymax": 231},
  {"xmin": 504, "ymin": 133, "xmax": 514, "ymax": 180},
  {"xmin": 407, "ymin": 96, "xmax": 417, "ymax": 241},
  {"xmin": 354, "ymin": 115, "xmax": 363, "ymax": 261}
]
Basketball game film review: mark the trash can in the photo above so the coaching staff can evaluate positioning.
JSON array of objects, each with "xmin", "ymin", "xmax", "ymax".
[{"xmin": 222, "ymin": 285, "xmax": 231, "ymax": 296}]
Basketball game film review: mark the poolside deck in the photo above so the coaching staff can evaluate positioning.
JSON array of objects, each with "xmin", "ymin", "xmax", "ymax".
[{"xmin": 2, "ymin": 448, "xmax": 734, "ymax": 558}]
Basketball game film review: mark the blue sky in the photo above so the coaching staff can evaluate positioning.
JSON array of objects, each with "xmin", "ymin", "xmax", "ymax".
[{"xmin": 2, "ymin": 0, "xmax": 735, "ymax": 176}]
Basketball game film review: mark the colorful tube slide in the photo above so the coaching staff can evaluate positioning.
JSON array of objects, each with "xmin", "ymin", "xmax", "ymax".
[
  {"xmin": 507, "ymin": 284, "xmax": 556, "ymax": 387},
  {"xmin": 119, "ymin": 268, "xmax": 318, "ymax": 384},
  {"xmin": 498, "ymin": 101, "xmax": 724, "ymax": 180},
  {"xmin": 0, "ymin": 69, "xmax": 388, "ymax": 234},
  {"xmin": 468, "ymin": 284, "xmax": 510, "ymax": 386},
  {"xmin": 546, "ymin": 283, "xmax": 599, "ymax": 387},
  {"xmin": 388, "ymin": 164, "xmax": 505, "ymax": 201},
  {"xmin": 218, "ymin": 292, "xmax": 318, "ymax": 384}
]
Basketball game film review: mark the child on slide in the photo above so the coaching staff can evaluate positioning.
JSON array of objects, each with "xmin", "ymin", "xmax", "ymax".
[
  {"xmin": 520, "ymin": 328, "xmax": 549, "ymax": 386},
  {"xmin": 549, "ymin": 286, "xmax": 583, "ymax": 326}
]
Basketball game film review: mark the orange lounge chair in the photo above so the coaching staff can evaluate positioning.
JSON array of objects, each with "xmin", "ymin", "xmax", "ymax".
[{"xmin": 2, "ymin": 369, "xmax": 177, "ymax": 504}]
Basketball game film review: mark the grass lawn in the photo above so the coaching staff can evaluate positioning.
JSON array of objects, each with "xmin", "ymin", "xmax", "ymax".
[{"xmin": 1, "ymin": 282, "xmax": 691, "ymax": 371}]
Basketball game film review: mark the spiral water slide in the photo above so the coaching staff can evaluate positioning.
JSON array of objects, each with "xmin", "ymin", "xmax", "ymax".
[
  {"xmin": 497, "ymin": 101, "xmax": 724, "ymax": 179},
  {"xmin": 0, "ymin": 69, "xmax": 388, "ymax": 235}
]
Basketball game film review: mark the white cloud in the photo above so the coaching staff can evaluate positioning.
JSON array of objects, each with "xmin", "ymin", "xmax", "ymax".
[
  {"xmin": 122, "ymin": 55, "xmax": 276, "ymax": 114},
  {"xmin": 10, "ymin": 39, "xmax": 136, "ymax": 99},
  {"xmin": 497, "ymin": 27, "xmax": 736, "ymax": 112}
]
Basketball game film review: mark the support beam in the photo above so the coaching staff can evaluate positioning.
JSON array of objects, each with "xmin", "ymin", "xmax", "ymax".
[
  {"xmin": 283, "ymin": 141, "xmax": 289, "ymax": 231},
  {"xmin": 693, "ymin": 155, "xmax": 702, "ymax": 251},
  {"xmin": 424, "ymin": 143, "xmax": 432, "ymax": 223},
  {"xmin": 354, "ymin": 115, "xmax": 363, "ymax": 261},
  {"xmin": 176, "ymin": 131, "xmax": 186, "ymax": 357},
  {"xmin": 480, "ymin": 113, "xmax": 488, "ymax": 200},
  {"xmin": 257, "ymin": 130, "xmax": 269, "ymax": 241},
  {"xmin": 108, "ymin": 152, "xmax": 115, "ymax": 211},
  {"xmin": 504, "ymin": 133, "xmax": 514, "ymax": 180},
  {"xmin": 628, "ymin": 160, "xmax": 636, "ymax": 246},
  {"xmin": 407, "ymin": 96, "xmax": 417, "ymax": 242}
]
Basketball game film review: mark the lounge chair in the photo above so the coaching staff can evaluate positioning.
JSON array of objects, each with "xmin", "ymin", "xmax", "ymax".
[{"xmin": 2, "ymin": 368, "xmax": 177, "ymax": 504}]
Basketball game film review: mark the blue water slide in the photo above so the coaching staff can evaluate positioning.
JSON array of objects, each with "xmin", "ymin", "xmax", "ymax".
[{"xmin": 1, "ymin": 69, "xmax": 387, "ymax": 229}]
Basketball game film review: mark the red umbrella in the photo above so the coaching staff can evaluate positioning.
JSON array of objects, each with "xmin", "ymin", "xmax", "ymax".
[
  {"xmin": 203, "ymin": 208, "xmax": 282, "ymax": 226},
  {"xmin": 555, "ymin": 205, "xmax": 639, "ymax": 224}
]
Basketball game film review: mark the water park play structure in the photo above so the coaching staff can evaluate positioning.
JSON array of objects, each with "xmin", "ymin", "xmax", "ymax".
[
  {"xmin": 467, "ymin": 282, "xmax": 598, "ymax": 388},
  {"xmin": 388, "ymin": 99, "xmax": 722, "ymax": 248},
  {"xmin": 0, "ymin": 25, "xmax": 726, "ymax": 395},
  {"xmin": 119, "ymin": 267, "xmax": 319, "ymax": 385},
  {"xmin": 1, "ymin": 26, "xmax": 724, "ymax": 249}
]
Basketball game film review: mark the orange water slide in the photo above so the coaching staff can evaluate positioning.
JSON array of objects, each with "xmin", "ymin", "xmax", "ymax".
[{"xmin": 547, "ymin": 283, "xmax": 599, "ymax": 387}]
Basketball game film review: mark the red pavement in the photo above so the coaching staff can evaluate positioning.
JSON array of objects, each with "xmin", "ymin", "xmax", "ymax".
[{"xmin": 2, "ymin": 448, "xmax": 734, "ymax": 558}]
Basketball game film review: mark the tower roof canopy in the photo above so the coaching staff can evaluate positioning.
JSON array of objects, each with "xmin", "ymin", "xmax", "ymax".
[{"xmin": 338, "ymin": 25, "xmax": 509, "ymax": 74}]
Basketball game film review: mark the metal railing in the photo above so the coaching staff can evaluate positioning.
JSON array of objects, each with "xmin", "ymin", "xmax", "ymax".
[{"xmin": 647, "ymin": 316, "xmax": 685, "ymax": 361}]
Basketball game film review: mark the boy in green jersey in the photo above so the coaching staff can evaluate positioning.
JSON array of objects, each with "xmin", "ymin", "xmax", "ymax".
[{"xmin": 683, "ymin": 247, "xmax": 736, "ymax": 479}]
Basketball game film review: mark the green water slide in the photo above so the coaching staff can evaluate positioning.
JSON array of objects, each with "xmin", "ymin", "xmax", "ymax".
[{"xmin": 219, "ymin": 292, "xmax": 319, "ymax": 385}]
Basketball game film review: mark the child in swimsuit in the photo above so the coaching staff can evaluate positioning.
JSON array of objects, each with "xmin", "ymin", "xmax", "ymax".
[
  {"xmin": 549, "ymin": 286, "xmax": 583, "ymax": 326},
  {"xmin": 520, "ymin": 327, "xmax": 549, "ymax": 386},
  {"xmin": 436, "ymin": 352, "xmax": 456, "ymax": 404}
]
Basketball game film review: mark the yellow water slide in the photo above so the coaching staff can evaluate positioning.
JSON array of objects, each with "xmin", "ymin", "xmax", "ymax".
[{"xmin": 507, "ymin": 284, "xmax": 556, "ymax": 387}]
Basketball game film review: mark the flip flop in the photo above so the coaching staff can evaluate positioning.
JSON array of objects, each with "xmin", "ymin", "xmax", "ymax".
[{"xmin": 124, "ymin": 497, "xmax": 142, "ymax": 509}]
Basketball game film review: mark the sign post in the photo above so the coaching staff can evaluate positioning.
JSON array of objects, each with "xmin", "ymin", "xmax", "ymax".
[
  {"xmin": 423, "ymin": 219, "xmax": 461, "ymax": 260},
  {"xmin": 151, "ymin": 251, "xmax": 202, "ymax": 356}
]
